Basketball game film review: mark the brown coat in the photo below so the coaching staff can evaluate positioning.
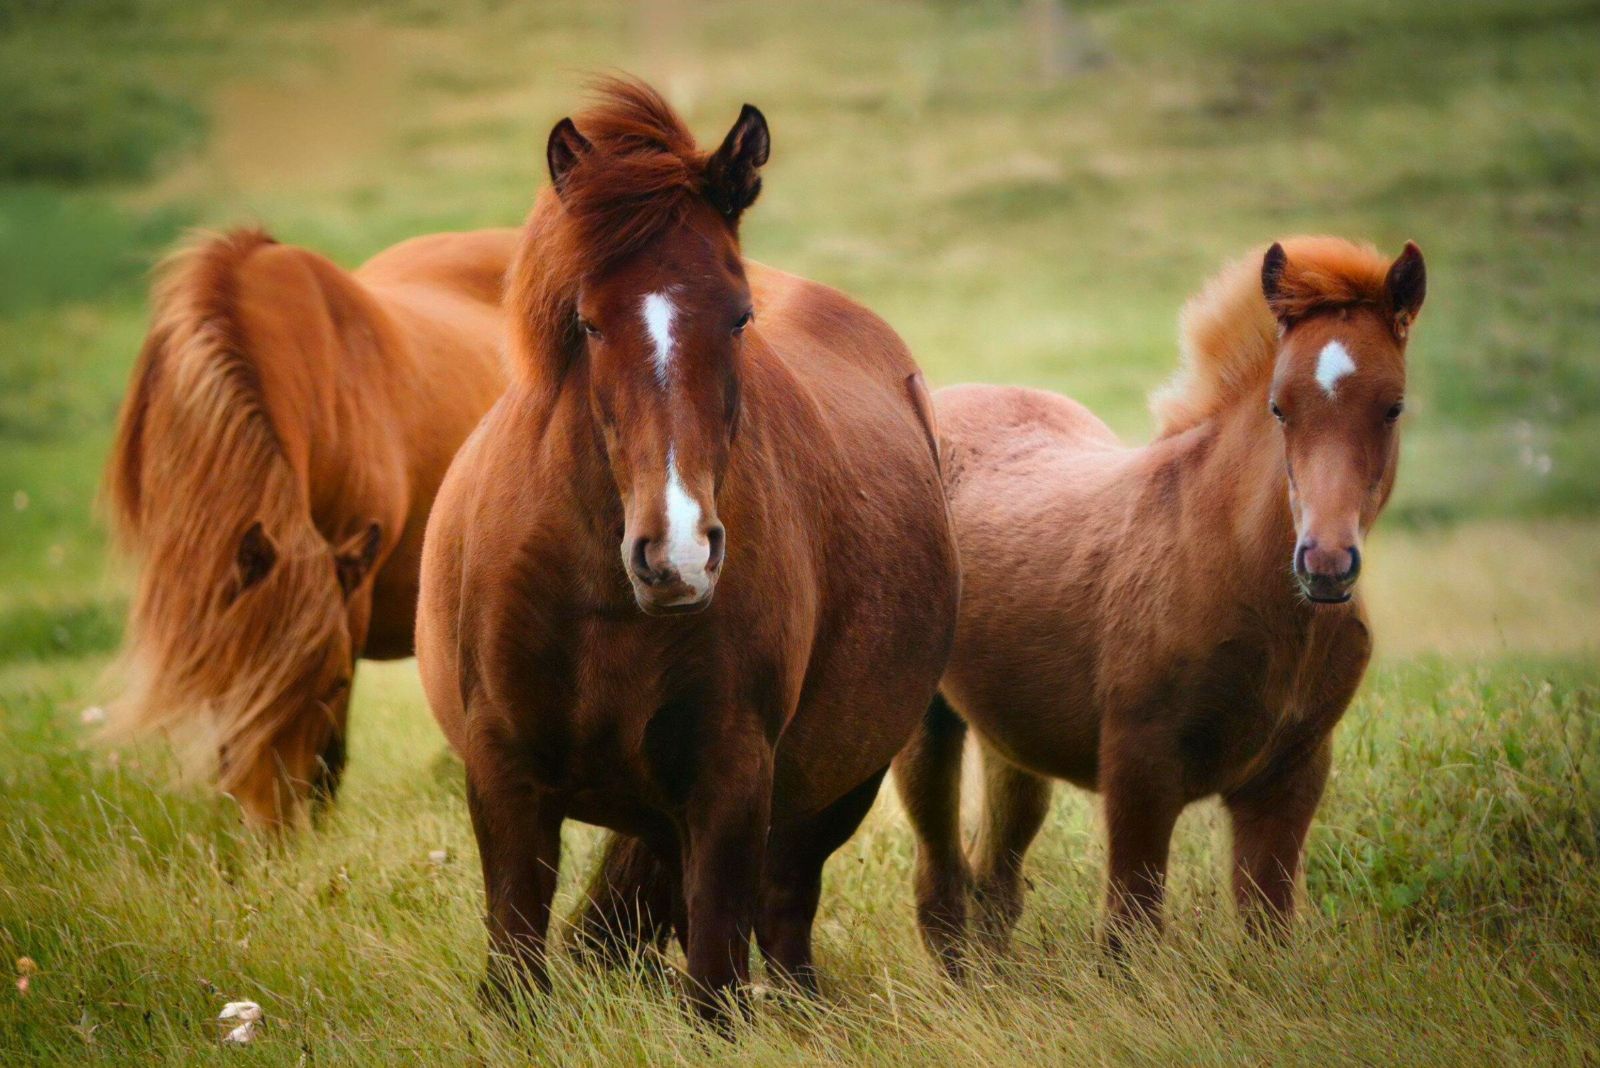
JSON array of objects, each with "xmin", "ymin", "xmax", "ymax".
[
  {"xmin": 894, "ymin": 237, "xmax": 1425, "ymax": 972},
  {"xmin": 105, "ymin": 227, "xmax": 518, "ymax": 828}
]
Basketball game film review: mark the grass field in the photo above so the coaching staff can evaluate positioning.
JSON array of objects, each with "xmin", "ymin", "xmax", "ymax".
[{"xmin": 2, "ymin": 0, "xmax": 1598, "ymax": 1062}]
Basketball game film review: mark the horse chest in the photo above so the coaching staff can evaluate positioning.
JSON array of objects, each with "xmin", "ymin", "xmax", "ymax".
[
  {"xmin": 1169, "ymin": 620, "xmax": 1366, "ymax": 799},
  {"xmin": 485, "ymin": 609, "xmax": 796, "ymax": 802}
]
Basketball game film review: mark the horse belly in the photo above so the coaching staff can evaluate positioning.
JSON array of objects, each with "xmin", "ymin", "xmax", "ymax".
[
  {"xmin": 942, "ymin": 643, "xmax": 1102, "ymax": 789},
  {"xmin": 761, "ymin": 427, "xmax": 959, "ymax": 817}
]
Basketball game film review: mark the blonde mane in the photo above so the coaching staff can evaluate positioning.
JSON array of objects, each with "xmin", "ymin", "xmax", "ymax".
[
  {"xmin": 1151, "ymin": 236, "xmax": 1394, "ymax": 437},
  {"xmin": 104, "ymin": 229, "xmax": 347, "ymax": 795}
]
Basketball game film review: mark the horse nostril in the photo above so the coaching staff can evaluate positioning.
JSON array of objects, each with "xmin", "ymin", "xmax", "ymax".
[
  {"xmin": 630, "ymin": 537, "xmax": 659, "ymax": 585},
  {"xmin": 705, "ymin": 524, "xmax": 726, "ymax": 571},
  {"xmin": 1343, "ymin": 545, "xmax": 1361, "ymax": 583}
]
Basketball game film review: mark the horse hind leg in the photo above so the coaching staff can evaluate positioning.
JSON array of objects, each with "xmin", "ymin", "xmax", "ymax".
[
  {"xmin": 568, "ymin": 832, "xmax": 683, "ymax": 968},
  {"xmin": 970, "ymin": 740, "xmax": 1052, "ymax": 956},
  {"xmin": 755, "ymin": 766, "xmax": 888, "ymax": 995},
  {"xmin": 891, "ymin": 693, "xmax": 972, "ymax": 978}
]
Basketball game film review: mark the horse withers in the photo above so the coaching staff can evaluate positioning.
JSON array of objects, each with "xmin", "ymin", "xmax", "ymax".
[
  {"xmin": 415, "ymin": 80, "xmax": 959, "ymax": 1022},
  {"xmin": 894, "ymin": 237, "xmax": 1425, "ymax": 973},
  {"xmin": 105, "ymin": 227, "xmax": 518, "ymax": 830}
]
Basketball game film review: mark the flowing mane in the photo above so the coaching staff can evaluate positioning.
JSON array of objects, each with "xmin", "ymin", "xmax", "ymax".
[
  {"xmin": 107, "ymin": 228, "xmax": 280, "ymax": 537},
  {"xmin": 1151, "ymin": 236, "xmax": 1394, "ymax": 437},
  {"xmin": 104, "ymin": 228, "xmax": 348, "ymax": 785},
  {"xmin": 506, "ymin": 77, "xmax": 721, "ymax": 395}
]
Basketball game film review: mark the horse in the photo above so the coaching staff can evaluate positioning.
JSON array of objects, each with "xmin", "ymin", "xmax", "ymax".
[
  {"xmin": 104, "ymin": 226, "xmax": 519, "ymax": 830},
  {"xmin": 893, "ymin": 237, "xmax": 1426, "ymax": 974},
  {"xmin": 414, "ymin": 79, "xmax": 959, "ymax": 1022}
]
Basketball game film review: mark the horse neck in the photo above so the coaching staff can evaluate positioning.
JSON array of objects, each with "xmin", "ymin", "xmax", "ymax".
[
  {"xmin": 530, "ymin": 377, "xmax": 629, "ymax": 560},
  {"xmin": 1172, "ymin": 397, "xmax": 1302, "ymax": 613}
]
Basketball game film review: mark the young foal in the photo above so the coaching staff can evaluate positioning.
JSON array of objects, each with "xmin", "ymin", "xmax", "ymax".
[
  {"xmin": 894, "ymin": 237, "xmax": 1425, "ymax": 972},
  {"xmin": 415, "ymin": 80, "xmax": 958, "ymax": 1021},
  {"xmin": 106, "ymin": 227, "xmax": 517, "ymax": 829}
]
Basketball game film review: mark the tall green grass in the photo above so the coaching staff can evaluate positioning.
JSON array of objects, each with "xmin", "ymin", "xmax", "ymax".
[{"xmin": 1, "ymin": 657, "xmax": 1596, "ymax": 1063}]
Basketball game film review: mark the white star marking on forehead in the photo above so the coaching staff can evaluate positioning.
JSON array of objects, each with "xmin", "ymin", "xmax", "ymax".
[
  {"xmin": 1315, "ymin": 339, "xmax": 1356, "ymax": 395},
  {"xmin": 642, "ymin": 291, "xmax": 676, "ymax": 388}
]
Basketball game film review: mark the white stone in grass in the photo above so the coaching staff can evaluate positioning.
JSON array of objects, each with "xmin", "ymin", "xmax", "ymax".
[
  {"xmin": 218, "ymin": 1001, "xmax": 262, "ymax": 1045},
  {"xmin": 428, "ymin": 848, "xmax": 450, "ymax": 867},
  {"xmin": 223, "ymin": 1021, "xmax": 257, "ymax": 1044}
]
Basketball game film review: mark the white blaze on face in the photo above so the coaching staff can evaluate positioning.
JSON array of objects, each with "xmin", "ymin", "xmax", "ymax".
[
  {"xmin": 643, "ymin": 291, "xmax": 676, "ymax": 388},
  {"xmin": 1315, "ymin": 339, "xmax": 1356, "ymax": 395},
  {"xmin": 663, "ymin": 446, "xmax": 711, "ymax": 596},
  {"xmin": 640, "ymin": 290, "xmax": 710, "ymax": 598}
]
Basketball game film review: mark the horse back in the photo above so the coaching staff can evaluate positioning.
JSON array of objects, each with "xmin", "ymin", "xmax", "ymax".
[{"xmin": 355, "ymin": 227, "xmax": 521, "ymax": 307}]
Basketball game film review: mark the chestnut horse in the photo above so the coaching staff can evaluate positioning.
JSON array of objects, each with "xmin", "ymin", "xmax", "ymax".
[
  {"xmin": 415, "ymin": 80, "xmax": 958, "ymax": 1021},
  {"xmin": 894, "ymin": 237, "xmax": 1426, "ymax": 973},
  {"xmin": 105, "ymin": 226, "xmax": 518, "ymax": 830}
]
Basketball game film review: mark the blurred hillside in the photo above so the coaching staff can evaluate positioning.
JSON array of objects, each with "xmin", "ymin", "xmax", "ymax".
[{"xmin": 0, "ymin": 0, "xmax": 1596, "ymax": 652}]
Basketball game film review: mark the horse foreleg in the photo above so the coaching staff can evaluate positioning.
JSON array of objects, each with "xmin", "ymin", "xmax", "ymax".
[
  {"xmin": 970, "ymin": 740, "xmax": 1052, "ymax": 956},
  {"xmin": 756, "ymin": 766, "xmax": 888, "ymax": 994},
  {"xmin": 1225, "ymin": 739, "xmax": 1332, "ymax": 933},
  {"xmin": 681, "ymin": 736, "xmax": 772, "ymax": 1027},
  {"xmin": 1100, "ymin": 740, "xmax": 1183, "ymax": 955},
  {"xmin": 466, "ymin": 741, "xmax": 563, "ymax": 1011},
  {"xmin": 891, "ymin": 694, "xmax": 972, "ymax": 978}
]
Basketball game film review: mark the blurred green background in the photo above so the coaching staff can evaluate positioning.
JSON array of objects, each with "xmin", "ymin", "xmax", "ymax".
[
  {"xmin": 1, "ymin": 0, "xmax": 1596, "ymax": 658},
  {"xmin": 2, "ymin": 2, "xmax": 1598, "ymax": 1062}
]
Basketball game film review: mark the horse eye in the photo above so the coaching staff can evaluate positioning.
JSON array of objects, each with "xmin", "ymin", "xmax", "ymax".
[
  {"xmin": 1385, "ymin": 401, "xmax": 1405, "ymax": 424},
  {"xmin": 732, "ymin": 309, "xmax": 754, "ymax": 335},
  {"xmin": 1270, "ymin": 401, "xmax": 1285, "ymax": 423},
  {"xmin": 578, "ymin": 317, "xmax": 601, "ymax": 340}
]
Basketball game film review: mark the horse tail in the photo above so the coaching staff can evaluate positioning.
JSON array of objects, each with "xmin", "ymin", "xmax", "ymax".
[
  {"xmin": 568, "ymin": 833, "xmax": 681, "ymax": 964},
  {"xmin": 102, "ymin": 228, "xmax": 351, "ymax": 826}
]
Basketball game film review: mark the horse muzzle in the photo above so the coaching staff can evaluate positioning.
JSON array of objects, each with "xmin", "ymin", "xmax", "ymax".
[
  {"xmin": 626, "ymin": 528, "xmax": 723, "ymax": 616},
  {"xmin": 1294, "ymin": 541, "xmax": 1361, "ymax": 605}
]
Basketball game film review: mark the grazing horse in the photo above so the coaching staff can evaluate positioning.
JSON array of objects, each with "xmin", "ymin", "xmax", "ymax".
[
  {"xmin": 894, "ymin": 237, "xmax": 1426, "ymax": 973},
  {"xmin": 105, "ymin": 227, "xmax": 518, "ymax": 830},
  {"xmin": 414, "ymin": 79, "xmax": 958, "ymax": 1022}
]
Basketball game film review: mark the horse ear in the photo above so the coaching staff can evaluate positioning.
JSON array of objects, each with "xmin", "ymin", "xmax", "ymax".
[
  {"xmin": 1261, "ymin": 242, "xmax": 1291, "ymax": 324},
  {"xmin": 235, "ymin": 521, "xmax": 277, "ymax": 593},
  {"xmin": 334, "ymin": 522, "xmax": 382, "ymax": 599},
  {"xmin": 1386, "ymin": 240, "xmax": 1426, "ymax": 340},
  {"xmin": 546, "ymin": 117, "xmax": 592, "ymax": 198},
  {"xmin": 704, "ymin": 103, "xmax": 770, "ymax": 222}
]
